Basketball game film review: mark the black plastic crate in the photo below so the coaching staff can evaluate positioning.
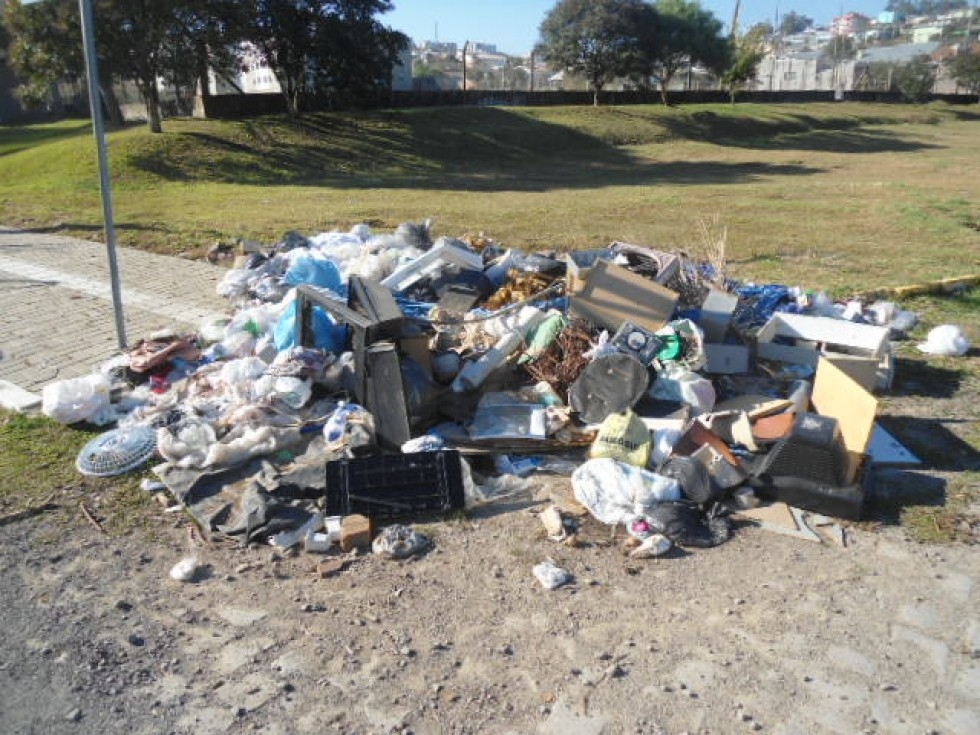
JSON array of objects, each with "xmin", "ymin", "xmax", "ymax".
[{"xmin": 325, "ymin": 450, "xmax": 466, "ymax": 520}]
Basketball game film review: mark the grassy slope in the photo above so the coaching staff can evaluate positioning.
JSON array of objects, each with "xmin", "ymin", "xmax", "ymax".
[{"xmin": 1, "ymin": 103, "xmax": 978, "ymax": 292}]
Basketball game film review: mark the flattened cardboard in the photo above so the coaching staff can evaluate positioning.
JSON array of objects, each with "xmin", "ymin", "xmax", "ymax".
[
  {"xmin": 570, "ymin": 260, "xmax": 678, "ymax": 334},
  {"xmin": 811, "ymin": 357, "xmax": 878, "ymax": 483},
  {"xmin": 734, "ymin": 502, "xmax": 822, "ymax": 542},
  {"xmin": 824, "ymin": 353, "xmax": 879, "ymax": 393},
  {"xmin": 565, "ymin": 248, "xmax": 614, "ymax": 294}
]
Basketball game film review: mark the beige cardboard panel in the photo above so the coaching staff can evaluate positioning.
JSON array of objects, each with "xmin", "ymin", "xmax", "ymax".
[
  {"xmin": 824, "ymin": 353, "xmax": 878, "ymax": 393},
  {"xmin": 570, "ymin": 259, "xmax": 678, "ymax": 333},
  {"xmin": 811, "ymin": 356, "xmax": 878, "ymax": 482}
]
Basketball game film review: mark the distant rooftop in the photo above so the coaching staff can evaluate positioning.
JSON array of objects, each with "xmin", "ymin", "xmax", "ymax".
[{"xmin": 858, "ymin": 42, "xmax": 941, "ymax": 64}]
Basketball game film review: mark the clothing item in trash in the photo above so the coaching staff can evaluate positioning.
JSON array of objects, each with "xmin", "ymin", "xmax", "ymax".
[{"xmin": 372, "ymin": 524, "xmax": 431, "ymax": 559}]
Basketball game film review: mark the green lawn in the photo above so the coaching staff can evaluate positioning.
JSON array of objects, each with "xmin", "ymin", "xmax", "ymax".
[{"xmin": 2, "ymin": 102, "xmax": 978, "ymax": 293}]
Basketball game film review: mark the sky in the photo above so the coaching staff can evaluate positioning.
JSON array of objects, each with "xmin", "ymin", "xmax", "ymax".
[{"xmin": 384, "ymin": 1, "xmax": 891, "ymax": 55}]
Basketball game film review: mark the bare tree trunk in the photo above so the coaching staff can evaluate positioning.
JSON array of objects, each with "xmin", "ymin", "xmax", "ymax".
[
  {"xmin": 99, "ymin": 83, "xmax": 124, "ymax": 127},
  {"xmin": 196, "ymin": 40, "xmax": 211, "ymax": 100},
  {"xmin": 141, "ymin": 81, "xmax": 163, "ymax": 133}
]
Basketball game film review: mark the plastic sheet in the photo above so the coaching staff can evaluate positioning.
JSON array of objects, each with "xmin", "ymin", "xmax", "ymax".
[
  {"xmin": 571, "ymin": 458, "xmax": 682, "ymax": 526},
  {"xmin": 917, "ymin": 324, "xmax": 970, "ymax": 356},
  {"xmin": 42, "ymin": 373, "xmax": 112, "ymax": 425}
]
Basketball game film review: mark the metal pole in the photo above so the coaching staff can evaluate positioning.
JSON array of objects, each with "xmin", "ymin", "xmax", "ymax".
[
  {"xmin": 462, "ymin": 40, "xmax": 468, "ymax": 102},
  {"xmin": 79, "ymin": 0, "xmax": 127, "ymax": 349}
]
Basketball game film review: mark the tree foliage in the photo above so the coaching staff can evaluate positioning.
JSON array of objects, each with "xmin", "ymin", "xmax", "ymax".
[
  {"xmin": 537, "ymin": 0, "xmax": 652, "ymax": 106},
  {"xmin": 778, "ymin": 11, "xmax": 812, "ymax": 36},
  {"xmin": 2, "ymin": 0, "xmax": 404, "ymax": 127},
  {"xmin": 722, "ymin": 24, "xmax": 764, "ymax": 104},
  {"xmin": 946, "ymin": 48, "xmax": 980, "ymax": 95},
  {"xmin": 893, "ymin": 56, "xmax": 936, "ymax": 102},
  {"xmin": 640, "ymin": 0, "xmax": 731, "ymax": 106},
  {"xmin": 884, "ymin": 1, "xmax": 969, "ymax": 16},
  {"xmin": 3, "ymin": 0, "xmax": 82, "ymax": 108},
  {"xmin": 246, "ymin": 0, "xmax": 406, "ymax": 114},
  {"xmin": 822, "ymin": 35, "xmax": 858, "ymax": 65}
]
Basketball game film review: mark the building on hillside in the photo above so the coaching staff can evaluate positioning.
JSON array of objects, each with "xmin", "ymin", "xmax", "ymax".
[
  {"xmin": 419, "ymin": 41, "xmax": 458, "ymax": 56},
  {"xmin": 857, "ymin": 41, "xmax": 941, "ymax": 65},
  {"xmin": 913, "ymin": 25, "xmax": 948, "ymax": 44},
  {"xmin": 832, "ymin": 12, "xmax": 870, "ymax": 37},
  {"xmin": 392, "ymin": 47, "xmax": 413, "ymax": 91},
  {"xmin": 755, "ymin": 50, "xmax": 857, "ymax": 92}
]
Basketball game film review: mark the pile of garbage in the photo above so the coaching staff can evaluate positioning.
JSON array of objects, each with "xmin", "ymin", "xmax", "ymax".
[{"xmin": 43, "ymin": 220, "xmax": 971, "ymax": 565}]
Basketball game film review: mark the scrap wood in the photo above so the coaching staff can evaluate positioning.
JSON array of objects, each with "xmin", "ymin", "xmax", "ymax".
[{"xmin": 79, "ymin": 501, "xmax": 107, "ymax": 535}]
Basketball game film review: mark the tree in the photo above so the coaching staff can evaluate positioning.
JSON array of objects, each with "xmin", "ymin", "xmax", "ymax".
[
  {"xmin": 537, "ymin": 0, "xmax": 652, "ymax": 106},
  {"xmin": 169, "ymin": 0, "xmax": 250, "ymax": 101},
  {"xmin": 778, "ymin": 11, "xmax": 812, "ymax": 36},
  {"xmin": 822, "ymin": 34, "xmax": 857, "ymax": 65},
  {"xmin": 4, "ymin": 0, "xmax": 241, "ymax": 131},
  {"xmin": 639, "ymin": 0, "xmax": 730, "ymax": 106},
  {"xmin": 721, "ymin": 30, "xmax": 763, "ymax": 104},
  {"xmin": 885, "ymin": 1, "xmax": 968, "ymax": 16},
  {"xmin": 97, "ymin": 0, "xmax": 190, "ymax": 133},
  {"xmin": 892, "ymin": 56, "xmax": 936, "ymax": 102},
  {"xmin": 3, "ymin": 0, "xmax": 83, "ymax": 110},
  {"xmin": 246, "ymin": 0, "xmax": 405, "ymax": 114},
  {"xmin": 946, "ymin": 47, "xmax": 980, "ymax": 96}
]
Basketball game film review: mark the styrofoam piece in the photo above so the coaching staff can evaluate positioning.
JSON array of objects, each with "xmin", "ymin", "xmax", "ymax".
[
  {"xmin": 380, "ymin": 241, "xmax": 483, "ymax": 292},
  {"xmin": 756, "ymin": 312, "xmax": 890, "ymax": 360},
  {"xmin": 0, "ymin": 380, "xmax": 41, "ymax": 411},
  {"xmin": 867, "ymin": 424, "xmax": 921, "ymax": 466}
]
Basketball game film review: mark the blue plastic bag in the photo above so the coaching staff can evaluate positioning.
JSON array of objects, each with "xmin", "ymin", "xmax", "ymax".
[
  {"xmin": 283, "ymin": 256, "xmax": 343, "ymax": 294},
  {"xmin": 273, "ymin": 299, "xmax": 347, "ymax": 353}
]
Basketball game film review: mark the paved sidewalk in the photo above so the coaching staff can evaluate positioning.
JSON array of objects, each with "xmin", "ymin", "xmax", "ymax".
[{"xmin": 0, "ymin": 227, "xmax": 228, "ymax": 400}]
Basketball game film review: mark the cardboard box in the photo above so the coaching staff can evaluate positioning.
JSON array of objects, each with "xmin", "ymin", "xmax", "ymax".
[{"xmin": 570, "ymin": 260, "xmax": 679, "ymax": 334}]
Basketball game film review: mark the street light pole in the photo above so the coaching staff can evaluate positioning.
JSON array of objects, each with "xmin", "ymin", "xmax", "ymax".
[{"xmin": 78, "ymin": 0, "xmax": 127, "ymax": 349}]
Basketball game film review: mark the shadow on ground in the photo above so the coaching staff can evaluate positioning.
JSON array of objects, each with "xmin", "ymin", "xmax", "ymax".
[
  {"xmin": 889, "ymin": 357, "xmax": 966, "ymax": 399},
  {"xmin": 655, "ymin": 110, "xmax": 944, "ymax": 153},
  {"xmin": 127, "ymin": 107, "xmax": 824, "ymax": 192}
]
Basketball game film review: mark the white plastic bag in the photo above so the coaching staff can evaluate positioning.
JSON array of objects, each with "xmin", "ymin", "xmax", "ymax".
[
  {"xmin": 649, "ymin": 365, "xmax": 716, "ymax": 415},
  {"xmin": 42, "ymin": 373, "xmax": 111, "ymax": 424},
  {"xmin": 571, "ymin": 458, "xmax": 681, "ymax": 526},
  {"xmin": 917, "ymin": 324, "xmax": 970, "ymax": 357}
]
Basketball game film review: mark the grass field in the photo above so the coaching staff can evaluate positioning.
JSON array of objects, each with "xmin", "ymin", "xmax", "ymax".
[{"xmin": 1, "ymin": 102, "xmax": 978, "ymax": 293}]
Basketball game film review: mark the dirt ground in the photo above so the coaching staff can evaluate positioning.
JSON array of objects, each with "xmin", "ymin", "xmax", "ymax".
[
  {"xmin": 1, "ymin": 461, "xmax": 978, "ymax": 735},
  {"xmin": 2, "ymin": 296, "xmax": 978, "ymax": 735}
]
